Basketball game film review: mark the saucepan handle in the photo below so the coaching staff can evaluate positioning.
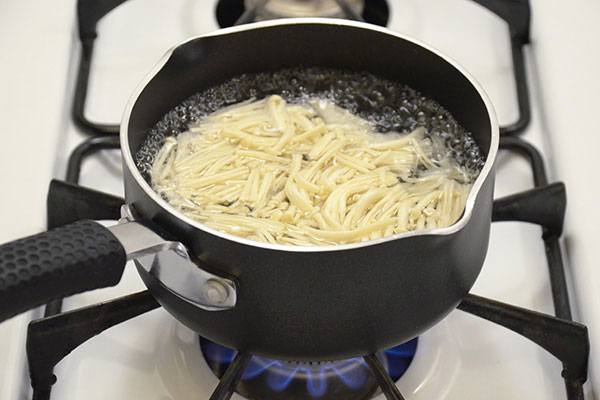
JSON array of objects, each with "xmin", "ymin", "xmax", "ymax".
[{"xmin": 0, "ymin": 220, "xmax": 127, "ymax": 322}]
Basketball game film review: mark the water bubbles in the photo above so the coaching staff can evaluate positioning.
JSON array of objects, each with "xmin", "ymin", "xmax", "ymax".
[{"xmin": 135, "ymin": 67, "xmax": 485, "ymax": 181}]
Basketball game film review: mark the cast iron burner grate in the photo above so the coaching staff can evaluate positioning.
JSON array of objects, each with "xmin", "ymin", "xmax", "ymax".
[{"xmin": 25, "ymin": 1, "xmax": 589, "ymax": 400}]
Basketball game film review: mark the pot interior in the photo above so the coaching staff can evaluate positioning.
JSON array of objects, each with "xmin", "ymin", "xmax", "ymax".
[{"xmin": 125, "ymin": 21, "xmax": 494, "ymax": 165}]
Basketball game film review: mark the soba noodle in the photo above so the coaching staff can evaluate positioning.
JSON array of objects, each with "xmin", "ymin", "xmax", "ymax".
[{"xmin": 151, "ymin": 95, "xmax": 473, "ymax": 246}]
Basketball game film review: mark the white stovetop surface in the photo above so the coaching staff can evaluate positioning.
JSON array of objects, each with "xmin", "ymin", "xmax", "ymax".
[{"xmin": 1, "ymin": 0, "xmax": 599, "ymax": 399}]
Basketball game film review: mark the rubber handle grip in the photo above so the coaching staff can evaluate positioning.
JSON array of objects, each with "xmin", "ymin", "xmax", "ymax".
[{"xmin": 0, "ymin": 220, "xmax": 127, "ymax": 322}]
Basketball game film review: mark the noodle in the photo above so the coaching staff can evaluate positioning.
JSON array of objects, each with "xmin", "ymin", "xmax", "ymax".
[{"xmin": 151, "ymin": 95, "xmax": 473, "ymax": 246}]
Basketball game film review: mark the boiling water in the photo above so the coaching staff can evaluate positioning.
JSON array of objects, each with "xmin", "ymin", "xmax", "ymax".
[{"xmin": 135, "ymin": 67, "xmax": 485, "ymax": 181}]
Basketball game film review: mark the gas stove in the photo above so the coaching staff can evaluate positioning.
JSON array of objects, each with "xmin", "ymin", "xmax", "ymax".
[{"xmin": 1, "ymin": 0, "xmax": 599, "ymax": 399}]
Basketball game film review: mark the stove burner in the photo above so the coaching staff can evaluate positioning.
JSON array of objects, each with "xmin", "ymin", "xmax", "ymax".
[
  {"xmin": 246, "ymin": 0, "xmax": 364, "ymax": 19},
  {"xmin": 215, "ymin": 0, "xmax": 390, "ymax": 28},
  {"xmin": 199, "ymin": 337, "xmax": 417, "ymax": 399}
]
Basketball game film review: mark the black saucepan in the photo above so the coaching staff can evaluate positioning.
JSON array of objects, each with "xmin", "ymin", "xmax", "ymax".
[{"xmin": 0, "ymin": 19, "xmax": 498, "ymax": 361}]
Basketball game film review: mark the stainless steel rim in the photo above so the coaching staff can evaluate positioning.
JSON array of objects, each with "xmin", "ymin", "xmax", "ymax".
[{"xmin": 120, "ymin": 18, "xmax": 499, "ymax": 253}]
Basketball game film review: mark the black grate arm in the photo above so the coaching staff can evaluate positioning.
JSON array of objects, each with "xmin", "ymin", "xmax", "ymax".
[
  {"xmin": 209, "ymin": 351, "xmax": 253, "ymax": 400},
  {"xmin": 499, "ymin": 136, "xmax": 548, "ymax": 186},
  {"xmin": 499, "ymin": 37, "xmax": 531, "ymax": 136},
  {"xmin": 492, "ymin": 182, "xmax": 566, "ymax": 237},
  {"xmin": 47, "ymin": 179, "xmax": 124, "ymax": 229},
  {"xmin": 498, "ymin": 136, "xmax": 573, "ymax": 320},
  {"xmin": 27, "ymin": 291, "xmax": 159, "ymax": 400},
  {"xmin": 472, "ymin": 0, "xmax": 531, "ymax": 135},
  {"xmin": 66, "ymin": 135, "xmax": 120, "ymax": 183},
  {"xmin": 471, "ymin": 0, "xmax": 530, "ymax": 42},
  {"xmin": 457, "ymin": 294, "xmax": 589, "ymax": 399},
  {"xmin": 73, "ymin": 0, "xmax": 128, "ymax": 135},
  {"xmin": 364, "ymin": 354, "xmax": 405, "ymax": 400}
]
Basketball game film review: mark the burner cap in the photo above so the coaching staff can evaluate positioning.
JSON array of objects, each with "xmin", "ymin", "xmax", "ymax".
[
  {"xmin": 215, "ymin": 0, "xmax": 389, "ymax": 29},
  {"xmin": 245, "ymin": 0, "xmax": 364, "ymax": 19}
]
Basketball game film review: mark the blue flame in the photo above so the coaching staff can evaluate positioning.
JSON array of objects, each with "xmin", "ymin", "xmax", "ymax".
[
  {"xmin": 327, "ymin": 359, "xmax": 368, "ymax": 388},
  {"xmin": 202, "ymin": 339, "xmax": 236, "ymax": 364},
  {"xmin": 200, "ymin": 337, "xmax": 418, "ymax": 397},
  {"xmin": 384, "ymin": 339, "xmax": 418, "ymax": 381},
  {"xmin": 306, "ymin": 367, "xmax": 327, "ymax": 396},
  {"xmin": 266, "ymin": 364, "xmax": 300, "ymax": 391},
  {"xmin": 243, "ymin": 359, "xmax": 280, "ymax": 379}
]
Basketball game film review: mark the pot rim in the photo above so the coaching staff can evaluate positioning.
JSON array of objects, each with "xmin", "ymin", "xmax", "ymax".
[{"xmin": 120, "ymin": 18, "xmax": 499, "ymax": 253}]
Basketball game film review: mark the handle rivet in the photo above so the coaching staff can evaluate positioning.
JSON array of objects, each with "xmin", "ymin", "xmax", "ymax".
[{"xmin": 203, "ymin": 279, "xmax": 229, "ymax": 305}]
